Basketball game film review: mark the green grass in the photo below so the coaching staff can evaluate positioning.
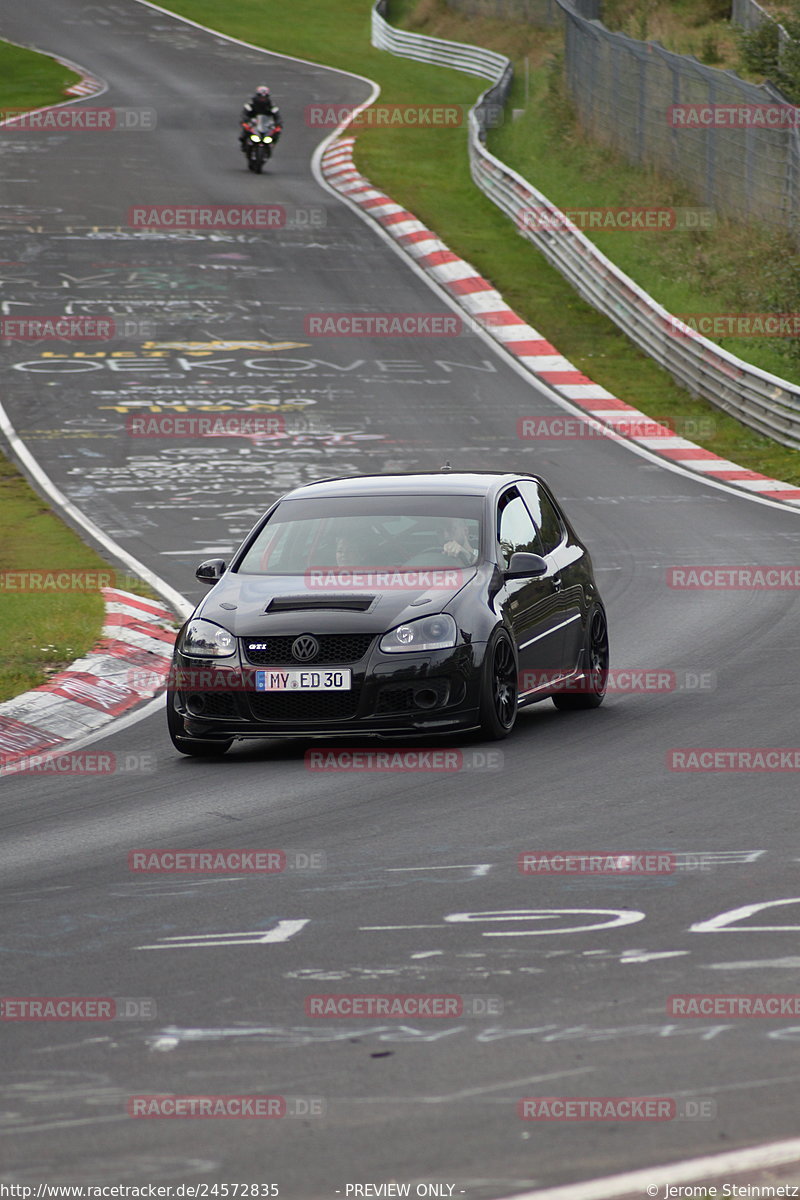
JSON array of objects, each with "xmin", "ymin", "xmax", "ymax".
[
  {"xmin": 0, "ymin": 458, "xmax": 108, "ymax": 700},
  {"xmin": 493, "ymin": 65, "xmax": 800, "ymax": 387},
  {"xmin": 158, "ymin": 0, "xmax": 800, "ymax": 484},
  {"xmin": 0, "ymin": 455, "xmax": 163, "ymax": 701},
  {"xmin": 0, "ymin": 39, "xmax": 81, "ymax": 114},
  {"xmin": 0, "ymin": 42, "xmax": 154, "ymax": 703}
]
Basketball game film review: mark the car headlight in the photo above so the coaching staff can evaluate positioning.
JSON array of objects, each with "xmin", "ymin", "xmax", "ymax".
[
  {"xmin": 379, "ymin": 614, "xmax": 457, "ymax": 654},
  {"xmin": 181, "ymin": 619, "xmax": 236, "ymax": 658}
]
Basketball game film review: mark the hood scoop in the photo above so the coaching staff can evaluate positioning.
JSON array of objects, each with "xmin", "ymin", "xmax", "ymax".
[{"xmin": 265, "ymin": 594, "xmax": 376, "ymax": 613}]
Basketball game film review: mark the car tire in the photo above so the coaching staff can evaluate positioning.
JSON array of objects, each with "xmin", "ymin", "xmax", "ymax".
[
  {"xmin": 166, "ymin": 691, "xmax": 233, "ymax": 757},
  {"xmin": 552, "ymin": 604, "xmax": 609, "ymax": 711},
  {"xmin": 478, "ymin": 629, "xmax": 518, "ymax": 740}
]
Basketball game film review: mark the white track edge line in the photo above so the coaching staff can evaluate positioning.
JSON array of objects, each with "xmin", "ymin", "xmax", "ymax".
[
  {"xmin": 0, "ymin": 695, "xmax": 167, "ymax": 776},
  {"xmin": 0, "ymin": 405, "xmax": 192, "ymax": 620},
  {"xmin": 495, "ymin": 1134, "xmax": 800, "ymax": 1200}
]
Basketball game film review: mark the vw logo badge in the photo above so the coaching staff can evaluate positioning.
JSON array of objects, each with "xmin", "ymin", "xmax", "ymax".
[{"xmin": 292, "ymin": 634, "xmax": 319, "ymax": 662}]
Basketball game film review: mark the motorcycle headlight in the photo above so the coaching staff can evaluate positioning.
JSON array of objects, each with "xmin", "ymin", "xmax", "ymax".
[
  {"xmin": 379, "ymin": 614, "xmax": 457, "ymax": 654},
  {"xmin": 250, "ymin": 134, "xmax": 261, "ymax": 142},
  {"xmin": 181, "ymin": 619, "xmax": 236, "ymax": 658},
  {"xmin": 263, "ymin": 136, "xmax": 273, "ymax": 143}
]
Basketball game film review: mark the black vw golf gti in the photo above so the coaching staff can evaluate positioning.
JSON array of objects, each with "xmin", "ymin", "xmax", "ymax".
[{"xmin": 167, "ymin": 472, "xmax": 609, "ymax": 755}]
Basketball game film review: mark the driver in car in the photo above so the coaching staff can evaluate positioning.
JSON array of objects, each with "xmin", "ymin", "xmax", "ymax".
[
  {"xmin": 442, "ymin": 517, "xmax": 477, "ymax": 566},
  {"xmin": 335, "ymin": 535, "xmax": 361, "ymax": 567}
]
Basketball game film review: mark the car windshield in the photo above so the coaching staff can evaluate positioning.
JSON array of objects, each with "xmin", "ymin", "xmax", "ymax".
[{"xmin": 237, "ymin": 494, "xmax": 483, "ymax": 575}]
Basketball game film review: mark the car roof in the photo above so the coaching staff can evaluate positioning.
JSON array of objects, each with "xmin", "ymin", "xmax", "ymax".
[{"xmin": 279, "ymin": 472, "xmax": 541, "ymax": 500}]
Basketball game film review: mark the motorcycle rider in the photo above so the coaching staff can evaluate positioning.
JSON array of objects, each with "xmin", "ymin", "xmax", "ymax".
[{"xmin": 239, "ymin": 85, "xmax": 282, "ymax": 151}]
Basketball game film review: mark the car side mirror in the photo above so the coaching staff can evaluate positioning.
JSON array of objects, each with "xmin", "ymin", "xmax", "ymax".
[
  {"xmin": 196, "ymin": 558, "xmax": 226, "ymax": 586},
  {"xmin": 504, "ymin": 552, "xmax": 548, "ymax": 579}
]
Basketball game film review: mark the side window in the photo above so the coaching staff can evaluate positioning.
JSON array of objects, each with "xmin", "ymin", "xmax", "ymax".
[
  {"xmin": 497, "ymin": 490, "xmax": 540, "ymax": 569},
  {"xmin": 518, "ymin": 481, "xmax": 565, "ymax": 555}
]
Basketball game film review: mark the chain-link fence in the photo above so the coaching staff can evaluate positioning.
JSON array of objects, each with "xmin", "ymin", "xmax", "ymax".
[
  {"xmin": 559, "ymin": 3, "xmax": 800, "ymax": 240},
  {"xmin": 732, "ymin": 0, "xmax": 786, "ymax": 34}
]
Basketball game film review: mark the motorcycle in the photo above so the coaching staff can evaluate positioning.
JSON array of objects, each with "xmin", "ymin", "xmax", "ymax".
[{"xmin": 242, "ymin": 113, "xmax": 281, "ymax": 173}]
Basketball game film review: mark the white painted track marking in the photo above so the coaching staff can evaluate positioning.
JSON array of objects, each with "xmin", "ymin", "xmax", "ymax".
[
  {"xmin": 387, "ymin": 864, "xmax": 492, "ymax": 875},
  {"xmin": 445, "ymin": 909, "xmax": 646, "ymax": 936},
  {"xmin": 138, "ymin": 919, "xmax": 309, "ymax": 950},
  {"xmin": 691, "ymin": 898, "xmax": 800, "ymax": 933},
  {"xmin": 494, "ymin": 1137, "xmax": 800, "ymax": 1200}
]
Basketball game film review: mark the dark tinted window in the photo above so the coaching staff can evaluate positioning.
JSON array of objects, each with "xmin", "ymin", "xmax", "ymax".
[
  {"xmin": 237, "ymin": 494, "xmax": 483, "ymax": 574},
  {"xmin": 518, "ymin": 480, "xmax": 565, "ymax": 554},
  {"xmin": 497, "ymin": 490, "xmax": 539, "ymax": 569}
]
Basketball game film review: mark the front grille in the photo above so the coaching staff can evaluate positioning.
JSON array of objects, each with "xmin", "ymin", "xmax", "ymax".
[
  {"xmin": 248, "ymin": 689, "xmax": 361, "ymax": 722},
  {"xmin": 243, "ymin": 634, "xmax": 374, "ymax": 666}
]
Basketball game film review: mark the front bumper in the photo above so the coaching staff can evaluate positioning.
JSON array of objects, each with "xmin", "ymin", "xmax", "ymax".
[{"xmin": 171, "ymin": 642, "xmax": 485, "ymax": 739}]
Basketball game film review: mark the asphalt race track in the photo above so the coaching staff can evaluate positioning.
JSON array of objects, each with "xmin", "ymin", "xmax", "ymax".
[{"xmin": 2, "ymin": 1, "xmax": 800, "ymax": 1194}]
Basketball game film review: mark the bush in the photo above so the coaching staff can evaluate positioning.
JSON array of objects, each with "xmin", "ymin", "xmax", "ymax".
[
  {"xmin": 772, "ymin": 16, "xmax": 800, "ymax": 102},
  {"xmin": 705, "ymin": 0, "xmax": 732, "ymax": 19},
  {"xmin": 737, "ymin": 19, "xmax": 781, "ymax": 75},
  {"xmin": 699, "ymin": 32, "xmax": 723, "ymax": 62}
]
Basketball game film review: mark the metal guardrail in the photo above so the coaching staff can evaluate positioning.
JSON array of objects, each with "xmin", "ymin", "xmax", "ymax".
[
  {"xmin": 369, "ymin": 1, "xmax": 800, "ymax": 450},
  {"xmin": 371, "ymin": 2, "xmax": 508, "ymax": 80}
]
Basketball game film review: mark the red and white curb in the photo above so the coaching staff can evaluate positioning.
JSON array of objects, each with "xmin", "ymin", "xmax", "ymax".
[
  {"xmin": 64, "ymin": 75, "xmax": 104, "ymax": 98},
  {"xmin": 56, "ymin": 49, "xmax": 105, "ymax": 99},
  {"xmin": 0, "ymin": 589, "xmax": 176, "ymax": 771},
  {"xmin": 320, "ymin": 137, "xmax": 800, "ymax": 507}
]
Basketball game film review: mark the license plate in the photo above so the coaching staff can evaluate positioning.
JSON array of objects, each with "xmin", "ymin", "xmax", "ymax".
[{"xmin": 255, "ymin": 668, "xmax": 352, "ymax": 692}]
